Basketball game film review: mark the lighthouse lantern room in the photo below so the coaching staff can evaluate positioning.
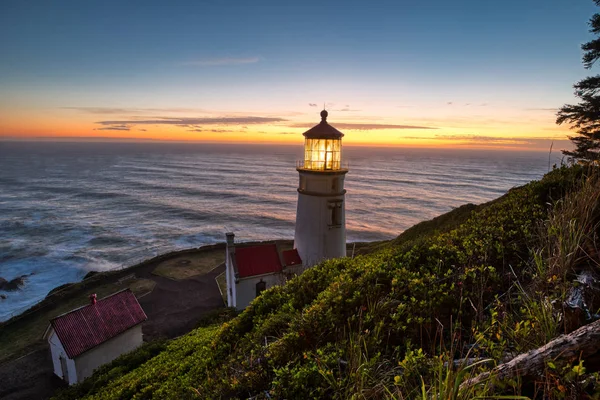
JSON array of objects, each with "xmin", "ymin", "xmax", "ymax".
[{"xmin": 294, "ymin": 110, "xmax": 348, "ymax": 267}]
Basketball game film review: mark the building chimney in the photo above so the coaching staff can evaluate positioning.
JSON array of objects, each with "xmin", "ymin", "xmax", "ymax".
[
  {"xmin": 226, "ymin": 232, "xmax": 235, "ymax": 252},
  {"xmin": 225, "ymin": 232, "xmax": 236, "ymax": 274},
  {"xmin": 226, "ymin": 232, "xmax": 235, "ymax": 245},
  {"xmin": 90, "ymin": 293, "xmax": 97, "ymax": 305}
]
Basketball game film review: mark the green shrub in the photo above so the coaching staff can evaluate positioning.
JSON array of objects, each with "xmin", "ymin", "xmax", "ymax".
[{"xmin": 55, "ymin": 166, "xmax": 600, "ymax": 400}]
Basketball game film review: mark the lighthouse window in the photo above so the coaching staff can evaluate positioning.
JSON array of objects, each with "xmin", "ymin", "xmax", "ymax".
[
  {"xmin": 304, "ymin": 138, "xmax": 341, "ymax": 170},
  {"xmin": 328, "ymin": 200, "xmax": 343, "ymax": 227},
  {"xmin": 333, "ymin": 203, "xmax": 342, "ymax": 226},
  {"xmin": 332, "ymin": 178, "xmax": 339, "ymax": 192},
  {"xmin": 300, "ymin": 175, "xmax": 306, "ymax": 191}
]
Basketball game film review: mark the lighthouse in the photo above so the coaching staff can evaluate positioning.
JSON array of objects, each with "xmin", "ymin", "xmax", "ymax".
[{"xmin": 293, "ymin": 110, "xmax": 348, "ymax": 267}]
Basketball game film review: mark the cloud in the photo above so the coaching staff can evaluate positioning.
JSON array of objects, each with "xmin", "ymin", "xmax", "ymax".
[
  {"xmin": 94, "ymin": 124, "xmax": 131, "ymax": 131},
  {"xmin": 26, "ymin": 136, "xmax": 203, "ymax": 143},
  {"xmin": 525, "ymin": 107, "xmax": 558, "ymax": 111},
  {"xmin": 63, "ymin": 107, "xmax": 136, "ymax": 115},
  {"xmin": 96, "ymin": 116, "xmax": 287, "ymax": 127},
  {"xmin": 401, "ymin": 134, "xmax": 571, "ymax": 149},
  {"xmin": 429, "ymin": 134, "xmax": 568, "ymax": 146},
  {"xmin": 436, "ymin": 134, "xmax": 530, "ymax": 144},
  {"xmin": 308, "ymin": 103, "xmax": 318, "ymax": 107},
  {"xmin": 289, "ymin": 122, "xmax": 436, "ymax": 130},
  {"xmin": 327, "ymin": 105, "xmax": 360, "ymax": 112},
  {"xmin": 62, "ymin": 107, "xmax": 210, "ymax": 115},
  {"xmin": 187, "ymin": 128, "xmax": 230, "ymax": 133},
  {"xmin": 30, "ymin": 136, "xmax": 150, "ymax": 142},
  {"xmin": 180, "ymin": 57, "xmax": 260, "ymax": 67}
]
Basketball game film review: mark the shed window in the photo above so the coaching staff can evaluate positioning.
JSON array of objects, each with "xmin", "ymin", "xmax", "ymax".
[{"xmin": 256, "ymin": 280, "xmax": 267, "ymax": 297}]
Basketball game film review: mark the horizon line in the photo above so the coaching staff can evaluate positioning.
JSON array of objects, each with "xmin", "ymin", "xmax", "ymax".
[{"xmin": 0, "ymin": 136, "xmax": 570, "ymax": 153}]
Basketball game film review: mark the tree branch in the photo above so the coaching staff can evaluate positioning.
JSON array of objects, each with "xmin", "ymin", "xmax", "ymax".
[{"xmin": 460, "ymin": 319, "xmax": 600, "ymax": 390}]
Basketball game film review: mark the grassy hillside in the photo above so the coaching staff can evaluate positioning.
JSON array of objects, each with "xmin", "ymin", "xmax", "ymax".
[{"xmin": 54, "ymin": 165, "xmax": 600, "ymax": 400}]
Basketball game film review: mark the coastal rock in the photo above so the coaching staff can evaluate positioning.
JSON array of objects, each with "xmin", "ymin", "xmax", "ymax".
[
  {"xmin": 83, "ymin": 271, "xmax": 99, "ymax": 280},
  {"xmin": 0, "ymin": 294, "xmax": 6, "ymax": 300},
  {"xmin": 0, "ymin": 275, "xmax": 27, "ymax": 291},
  {"xmin": 46, "ymin": 282, "xmax": 75, "ymax": 297}
]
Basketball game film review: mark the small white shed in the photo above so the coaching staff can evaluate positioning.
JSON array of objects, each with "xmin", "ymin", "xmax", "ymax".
[{"xmin": 44, "ymin": 289, "xmax": 147, "ymax": 385}]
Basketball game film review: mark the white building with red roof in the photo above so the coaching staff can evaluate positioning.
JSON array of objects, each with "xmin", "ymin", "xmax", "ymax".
[
  {"xmin": 225, "ymin": 233, "xmax": 302, "ymax": 310},
  {"xmin": 44, "ymin": 288, "xmax": 147, "ymax": 385}
]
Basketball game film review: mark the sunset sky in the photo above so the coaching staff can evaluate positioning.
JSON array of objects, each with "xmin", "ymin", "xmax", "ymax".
[{"xmin": 0, "ymin": 0, "xmax": 596, "ymax": 150}]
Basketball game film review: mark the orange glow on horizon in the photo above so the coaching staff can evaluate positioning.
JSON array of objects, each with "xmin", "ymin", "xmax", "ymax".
[{"xmin": 0, "ymin": 106, "xmax": 573, "ymax": 152}]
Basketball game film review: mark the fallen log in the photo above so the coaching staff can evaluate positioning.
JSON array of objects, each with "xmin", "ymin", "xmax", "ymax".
[{"xmin": 460, "ymin": 318, "xmax": 600, "ymax": 390}]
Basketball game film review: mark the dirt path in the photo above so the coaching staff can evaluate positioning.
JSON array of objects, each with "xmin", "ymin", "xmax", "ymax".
[
  {"xmin": 0, "ymin": 254, "xmax": 226, "ymax": 400},
  {"xmin": 139, "ymin": 264, "xmax": 225, "ymax": 339},
  {"xmin": 0, "ymin": 348, "xmax": 62, "ymax": 400}
]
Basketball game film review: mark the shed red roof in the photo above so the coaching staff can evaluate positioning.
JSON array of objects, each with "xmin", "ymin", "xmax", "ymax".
[
  {"xmin": 50, "ymin": 289, "xmax": 147, "ymax": 359},
  {"xmin": 235, "ymin": 244, "xmax": 282, "ymax": 278},
  {"xmin": 282, "ymin": 249, "xmax": 302, "ymax": 267}
]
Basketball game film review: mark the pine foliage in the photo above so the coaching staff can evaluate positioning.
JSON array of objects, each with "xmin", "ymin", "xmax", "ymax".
[{"xmin": 557, "ymin": 1, "xmax": 600, "ymax": 163}]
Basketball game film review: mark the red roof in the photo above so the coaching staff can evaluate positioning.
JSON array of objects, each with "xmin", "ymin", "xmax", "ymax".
[
  {"xmin": 50, "ymin": 289, "xmax": 147, "ymax": 358},
  {"xmin": 282, "ymin": 249, "xmax": 302, "ymax": 267},
  {"xmin": 235, "ymin": 244, "xmax": 282, "ymax": 278}
]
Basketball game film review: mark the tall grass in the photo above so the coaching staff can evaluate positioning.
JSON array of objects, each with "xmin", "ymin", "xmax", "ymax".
[{"xmin": 535, "ymin": 170, "xmax": 600, "ymax": 284}]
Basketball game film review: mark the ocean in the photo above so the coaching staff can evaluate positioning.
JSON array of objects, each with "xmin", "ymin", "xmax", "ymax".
[{"xmin": 0, "ymin": 141, "xmax": 559, "ymax": 321}]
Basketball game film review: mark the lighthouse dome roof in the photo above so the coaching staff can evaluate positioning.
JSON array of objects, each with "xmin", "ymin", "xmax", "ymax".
[{"xmin": 302, "ymin": 110, "xmax": 344, "ymax": 139}]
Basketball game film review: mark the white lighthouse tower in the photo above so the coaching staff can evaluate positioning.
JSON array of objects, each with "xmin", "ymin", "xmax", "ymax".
[{"xmin": 293, "ymin": 110, "xmax": 348, "ymax": 267}]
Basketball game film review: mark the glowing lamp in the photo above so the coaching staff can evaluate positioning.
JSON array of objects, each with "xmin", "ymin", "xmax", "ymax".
[{"xmin": 300, "ymin": 110, "xmax": 344, "ymax": 170}]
